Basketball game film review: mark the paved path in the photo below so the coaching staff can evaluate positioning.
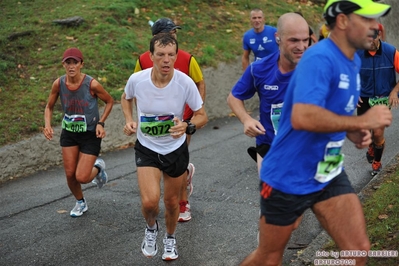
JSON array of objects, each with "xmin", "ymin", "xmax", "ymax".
[{"xmin": 2, "ymin": 109, "xmax": 399, "ymax": 266}]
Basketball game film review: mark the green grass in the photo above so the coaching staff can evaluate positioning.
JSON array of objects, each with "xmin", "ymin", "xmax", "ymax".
[{"xmin": 0, "ymin": 0, "xmax": 325, "ymax": 146}]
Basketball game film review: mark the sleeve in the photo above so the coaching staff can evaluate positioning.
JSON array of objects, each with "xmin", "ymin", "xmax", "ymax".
[
  {"xmin": 242, "ymin": 32, "xmax": 250, "ymax": 51},
  {"xmin": 124, "ymin": 75, "xmax": 135, "ymax": 100},
  {"xmin": 293, "ymin": 54, "xmax": 333, "ymax": 107},
  {"xmin": 185, "ymin": 77, "xmax": 203, "ymax": 111},
  {"xmin": 134, "ymin": 59, "xmax": 142, "ymax": 73},
  {"xmin": 231, "ymin": 64, "xmax": 257, "ymax": 100},
  {"xmin": 188, "ymin": 56, "xmax": 204, "ymax": 83}
]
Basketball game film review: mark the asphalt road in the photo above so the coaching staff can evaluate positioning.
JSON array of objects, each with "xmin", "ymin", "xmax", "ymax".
[{"xmin": 2, "ymin": 109, "xmax": 399, "ymax": 266}]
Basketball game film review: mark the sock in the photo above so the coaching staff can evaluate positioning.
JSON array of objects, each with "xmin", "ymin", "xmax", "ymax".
[
  {"xmin": 77, "ymin": 198, "xmax": 85, "ymax": 202},
  {"xmin": 94, "ymin": 165, "xmax": 101, "ymax": 174},
  {"xmin": 166, "ymin": 233, "xmax": 175, "ymax": 239},
  {"xmin": 147, "ymin": 222, "xmax": 157, "ymax": 230},
  {"xmin": 374, "ymin": 142, "xmax": 385, "ymax": 162}
]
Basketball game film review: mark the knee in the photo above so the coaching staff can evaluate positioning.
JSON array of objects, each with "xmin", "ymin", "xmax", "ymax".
[
  {"xmin": 142, "ymin": 198, "xmax": 159, "ymax": 212},
  {"xmin": 164, "ymin": 195, "xmax": 179, "ymax": 211},
  {"xmin": 75, "ymin": 174, "xmax": 91, "ymax": 184}
]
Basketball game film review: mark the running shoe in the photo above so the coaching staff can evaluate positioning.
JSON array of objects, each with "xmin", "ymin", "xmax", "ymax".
[
  {"xmin": 366, "ymin": 145, "xmax": 374, "ymax": 164},
  {"xmin": 141, "ymin": 221, "xmax": 159, "ymax": 258},
  {"xmin": 70, "ymin": 199, "xmax": 88, "ymax": 217},
  {"xmin": 187, "ymin": 163, "xmax": 195, "ymax": 198},
  {"xmin": 162, "ymin": 236, "xmax": 178, "ymax": 261},
  {"xmin": 371, "ymin": 161, "xmax": 382, "ymax": 176},
  {"xmin": 178, "ymin": 201, "xmax": 191, "ymax": 222},
  {"xmin": 93, "ymin": 158, "xmax": 108, "ymax": 189}
]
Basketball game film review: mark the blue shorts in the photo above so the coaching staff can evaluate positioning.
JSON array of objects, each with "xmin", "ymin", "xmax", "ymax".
[
  {"xmin": 60, "ymin": 129, "xmax": 101, "ymax": 156},
  {"xmin": 134, "ymin": 139, "xmax": 189, "ymax": 178},
  {"xmin": 259, "ymin": 171, "xmax": 355, "ymax": 226}
]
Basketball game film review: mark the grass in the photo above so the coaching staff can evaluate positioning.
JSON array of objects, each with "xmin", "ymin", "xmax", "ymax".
[
  {"xmin": 322, "ymin": 156, "xmax": 399, "ymax": 266},
  {"xmin": 0, "ymin": 0, "xmax": 325, "ymax": 146}
]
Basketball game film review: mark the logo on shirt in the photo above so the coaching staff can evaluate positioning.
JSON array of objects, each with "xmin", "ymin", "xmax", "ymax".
[
  {"xmin": 258, "ymin": 44, "xmax": 265, "ymax": 51},
  {"xmin": 250, "ymin": 38, "xmax": 256, "ymax": 44},
  {"xmin": 263, "ymin": 37, "xmax": 272, "ymax": 43},
  {"xmin": 264, "ymin": 85, "xmax": 279, "ymax": 90},
  {"xmin": 338, "ymin": 74, "xmax": 350, "ymax": 89}
]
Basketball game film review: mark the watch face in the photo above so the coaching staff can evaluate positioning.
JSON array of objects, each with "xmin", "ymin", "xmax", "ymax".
[{"xmin": 187, "ymin": 123, "xmax": 196, "ymax": 135}]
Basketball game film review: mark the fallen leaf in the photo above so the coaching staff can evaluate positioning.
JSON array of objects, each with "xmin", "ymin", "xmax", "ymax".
[
  {"xmin": 378, "ymin": 214, "xmax": 388, "ymax": 220},
  {"xmin": 57, "ymin": 209, "xmax": 68, "ymax": 214}
]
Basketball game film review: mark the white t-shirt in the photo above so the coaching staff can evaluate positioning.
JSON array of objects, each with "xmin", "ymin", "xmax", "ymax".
[{"xmin": 124, "ymin": 68, "xmax": 203, "ymax": 155}]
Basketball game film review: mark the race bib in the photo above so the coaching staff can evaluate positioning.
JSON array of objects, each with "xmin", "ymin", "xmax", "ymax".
[
  {"xmin": 314, "ymin": 140, "xmax": 344, "ymax": 183},
  {"xmin": 62, "ymin": 114, "xmax": 87, "ymax": 133},
  {"xmin": 140, "ymin": 113, "xmax": 174, "ymax": 137},
  {"xmin": 369, "ymin": 96, "xmax": 389, "ymax": 107},
  {"xmin": 270, "ymin": 103, "xmax": 283, "ymax": 134}
]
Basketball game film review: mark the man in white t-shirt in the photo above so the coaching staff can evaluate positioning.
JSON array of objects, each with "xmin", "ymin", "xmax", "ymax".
[{"xmin": 121, "ymin": 33, "xmax": 208, "ymax": 261}]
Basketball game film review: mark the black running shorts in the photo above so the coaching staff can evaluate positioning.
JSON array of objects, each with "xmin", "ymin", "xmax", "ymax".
[
  {"xmin": 259, "ymin": 171, "xmax": 355, "ymax": 226},
  {"xmin": 134, "ymin": 139, "xmax": 189, "ymax": 178},
  {"xmin": 60, "ymin": 129, "xmax": 101, "ymax": 156}
]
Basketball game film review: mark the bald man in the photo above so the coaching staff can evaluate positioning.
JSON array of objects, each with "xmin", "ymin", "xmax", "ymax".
[{"xmin": 228, "ymin": 12, "xmax": 310, "ymax": 173}]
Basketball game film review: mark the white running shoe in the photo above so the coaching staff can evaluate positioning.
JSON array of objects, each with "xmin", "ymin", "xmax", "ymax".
[
  {"xmin": 186, "ymin": 163, "xmax": 195, "ymax": 198},
  {"xmin": 162, "ymin": 236, "xmax": 178, "ymax": 261},
  {"xmin": 70, "ymin": 199, "xmax": 88, "ymax": 217},
  {"xmin": 141, "ymin": 221, "xmax": 159, "ymax": 258},
  {"xmin": 93, "ymin": 158, "xmax": 108, "ymax": 189}
]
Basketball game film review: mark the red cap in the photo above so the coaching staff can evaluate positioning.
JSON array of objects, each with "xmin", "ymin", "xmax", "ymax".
[{"xmin": 62, "ymin": 48, "xmax": 83, "ymax": 62}]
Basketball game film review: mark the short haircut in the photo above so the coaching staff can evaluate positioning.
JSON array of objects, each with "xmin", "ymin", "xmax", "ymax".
[{"xmin": 149, "ymin": 33, "xmax": 179, "ymax": 54}]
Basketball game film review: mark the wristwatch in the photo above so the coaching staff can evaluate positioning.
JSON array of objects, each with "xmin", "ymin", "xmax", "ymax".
[
  {"xmin": 97, "ymin": 121, "xmax": 105, "ymax": 127},
  {"xmin": 184, "ymin": 120, "xmax": 196, "ymax": 135}
]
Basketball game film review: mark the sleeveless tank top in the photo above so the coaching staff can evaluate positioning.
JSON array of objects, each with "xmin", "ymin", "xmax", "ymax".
[{"xmin": 59, "ymin": 74, "xmax": 99, "ymax": 132}]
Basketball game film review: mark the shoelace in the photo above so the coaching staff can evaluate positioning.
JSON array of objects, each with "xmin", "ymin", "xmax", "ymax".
[
  {"xmin": 74, "ymin": 202, "xmax": 85, "ymax": 212},
  {"xmin": 145, "ymin": 229, "xmax": 157, "ymax": 247},
  {"xmin": 163, "ymin": 238, "xmax": 176, "ymax": 252}
]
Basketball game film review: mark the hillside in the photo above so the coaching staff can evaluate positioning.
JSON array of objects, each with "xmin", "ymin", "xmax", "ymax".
[{"xmin": 0, "ymin": 0, "xmax": 324, "ymax": 146}]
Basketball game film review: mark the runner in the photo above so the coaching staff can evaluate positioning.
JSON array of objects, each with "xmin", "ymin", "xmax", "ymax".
[
  {"xmin": 357, "ymin": 28, "xmax": 399, "ymax": 176},
  {"xmin": 134, "ymin": 17, "xmax": 206, "ymax": 222},
  {"xmin": 121, "ymin": 34, "xmax": 208, "ymax": 261},
  {"xmin": 228, "ymin": 12, "xmax": 310, "ymax": 172},
  {"xmin": 43, "ymin": 47, "xmax": 114, "ymax": 217},
  {"xmin": 242, "ymin": 8, "xmax": 279, "ymax": 70}
]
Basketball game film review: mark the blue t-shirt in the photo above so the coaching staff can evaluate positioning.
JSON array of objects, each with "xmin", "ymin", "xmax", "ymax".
[
  {"xmin": 231, "ymin": 51, "xmax": 293, "ymax": 146},
  {"xmin": 261, "ymin": 39, "xmax": 361, "ymax": 195},
  {"xmin": 243, "ymin": 25, "xmax": 278, "ymax": 61}
]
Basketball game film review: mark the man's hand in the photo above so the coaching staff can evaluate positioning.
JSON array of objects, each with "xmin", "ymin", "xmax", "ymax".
[
  {"xmin": 363, "ymin": 105, "xmax": 392, "ymax": 130},
  {"xmin": 243, "ymin": 117, "xmax": 266, "ymax": 138},
  {"xmin": 169, "ymin": 117, "xmax": 186, "ymax": 139},
  {"xmin": 347, "ymin": 129, "xmax": 371, "ymax": 149},
  {"xmin": 124, "ymin": 121, "xmax": 137, "ymax": 136}
]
